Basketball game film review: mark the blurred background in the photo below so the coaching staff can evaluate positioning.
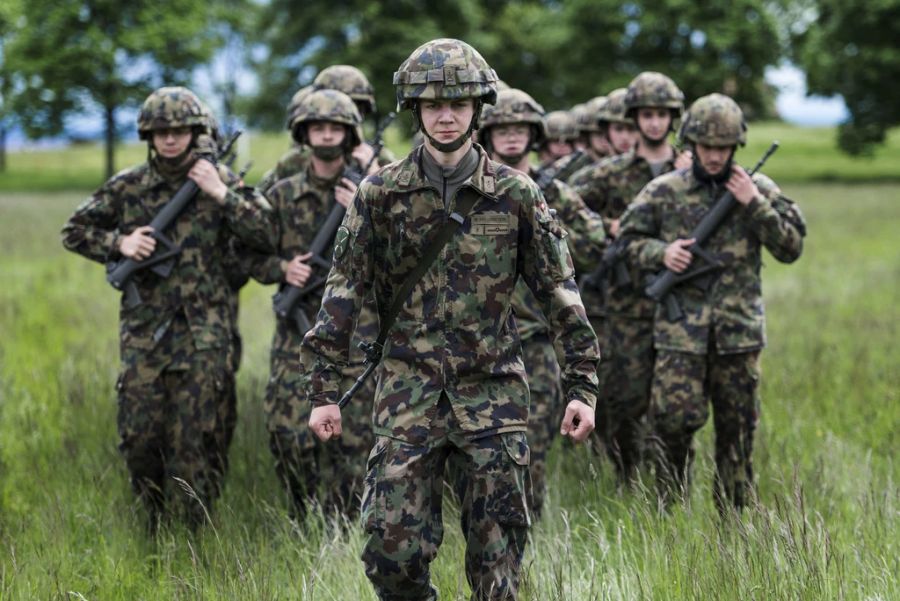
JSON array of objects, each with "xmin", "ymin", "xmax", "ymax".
[{"xmin": 0, "ymin": 0, "xmax": 897, "ymax": 183}]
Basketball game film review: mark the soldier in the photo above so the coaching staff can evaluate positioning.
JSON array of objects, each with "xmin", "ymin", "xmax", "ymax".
[
  {"xmin": 251, "ymin": 89, "xmax": 375, "ymax": 518},
  {"xmin": 537, "ymin": 110, "xmax": 579, "ymax": 168},
  {"xmin": 477, "ymin": 88, "xmax": 607, "ymax": 516},
  {"xmin": 578, "ymin": 96, "xmax": 614, "ymax": 162},
  {"xmin": 302, "ymin": 39, "xmax": 599, "ymax": 601},
  {"xmin": 569, "ymin": 72, "xmax": 687, "ymax": 484},
  {"xmin": 619, "ymin": 94, "xmax": 806, "ymax": 510},
  {"xmin": 595, "ymin": 88, "xmax": 639, "ymax": 160},
  {"xmin": 61, "ymin": 87, "xmax": 275, "ymax": 529}
]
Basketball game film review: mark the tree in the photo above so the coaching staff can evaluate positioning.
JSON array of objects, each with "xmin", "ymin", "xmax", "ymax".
[
  {"xmin": 0, "ymin": 0, "xmax": 23, "ymax": 172},
  {"xmin": 9, "ymin": 0, "xmax": 217, "ymax": 177},
  {"xmin": 793, "ymin": 0, "xmax": 900, "ymax": 154}
]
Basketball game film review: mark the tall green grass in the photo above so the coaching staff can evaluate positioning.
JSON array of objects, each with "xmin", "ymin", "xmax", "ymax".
[
  {"xmin": 2, "ymin": 122, "xmax": 899, "ymax": 192},
  {"xmin": 0, "ymin": 184, "xmax": 897, "ymax": 599}
]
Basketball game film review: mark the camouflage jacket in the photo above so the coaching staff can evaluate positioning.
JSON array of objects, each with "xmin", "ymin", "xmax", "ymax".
[
  {"xmin": 514, "ymin": 169, "xmax": 606, "ymax": 341},
  {"xmin": 300, "ymin": 144, "xmax": 600, "ymax": 444},
  {"xmin": 252, "ymin": 164, "xmax": 377, "ymax": 362},
  {"xmin": 570, "ymin": 148, "xmax": 676, "ymax": 319},
  {"xmin": 619, "ymin": 168, "xmax": 806, "ymax": 354},
  {"xmin": 61, "ymin": 161, "xmax": 275, "ymax": 353}
]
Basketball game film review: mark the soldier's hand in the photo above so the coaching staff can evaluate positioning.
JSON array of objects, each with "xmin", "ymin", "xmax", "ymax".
[
  {"xmin": 118, "ymin": 226, "xmax": 156, "ymax": 260},
  {"xmin": 664, "ymin": 238, "xmax": 695, "ymax": 273},
  {"xmin": 310, "ymin": 404, "xmax": 343, "ymax": 442},
  {"xmin": 560, "ymin": 399, "xmax": 595, "ymax": 442},
  {"xmin": 189, "ymin": 158, "xmax": 229, "ymax": 203},
  {"xmin": 674, "ymin": 148, "xmax": 693, "ymax": 170},
  {"xmin": 727, "ymin": 165, "xmax": 760, "ymax": 206},
  {"xmin": 334, "ymin": 177, "xmax": 358, "ymax": 208},
  {"xmin": 283, "ymin": 252, "xmax": 313, "ymax": 287},
  {"xmin": 352, "ymin": 143, "xmax": 376, "ymax": 174}
]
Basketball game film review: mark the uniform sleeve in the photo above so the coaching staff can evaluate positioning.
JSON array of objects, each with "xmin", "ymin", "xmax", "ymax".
[
  {"xmin": 742, "ymin": 174, "xmax": 806, "ymax": 264},
  {"xmin": 61, "ymin": 181, "xmax": 123, "ymax": 264},
  {"xmin": 518, "ymin": 180, "xmax": 600, "ymax": 409},
  {"xmin": 619, "ymin": 184, "xmax": 668, "ymax": 269},
  {"xmin": 219, "ymin": 165, "xmax": 278, "ymax": 254},
  {"xmin": 299, "ymin": 185, "xmax": 374, "ymax": 406},
  {"xmin": 548, "ymin": 180, "xmax": 607, "ymax": 274}
]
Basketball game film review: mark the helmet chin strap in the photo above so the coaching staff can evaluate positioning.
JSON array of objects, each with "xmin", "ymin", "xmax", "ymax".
[{"xmin": 416, "ymin": 100, "xmax": 481, "ymax": 153}]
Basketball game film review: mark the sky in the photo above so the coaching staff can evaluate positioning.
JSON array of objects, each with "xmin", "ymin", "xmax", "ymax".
[{"xmin": 6, "ymin": 62, "xmax": 849, "ymax": 150}]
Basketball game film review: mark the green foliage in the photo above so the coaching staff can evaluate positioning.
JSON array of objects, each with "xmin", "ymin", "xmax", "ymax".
[
  {"xmin": 794, "ymin": 0, "xmax": 900, "ymax": 154},
  {"xmin": 0, "ymin": 184, "xmax": 897, "ymax": 598}
]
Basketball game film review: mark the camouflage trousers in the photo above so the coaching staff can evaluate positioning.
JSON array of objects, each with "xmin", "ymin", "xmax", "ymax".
[
  {"xmin": 593, "ymin": 315, "xmax": 655, "ymax": 483},
  {"xmin": 648, "ymin": 349, "xmax": 761, "ymax": 511},
  {"xmin": 361, "ymin": 395, "xmax": 531, "ymax": 601},
  {"xmin": 521, "ymin": 334, "xmax": 563, "ymax": 517},
  {"xmin": 265, "ymin": 353, "xmax": 373, "ymax": 518},
  {"xmin": 117, "ymin": 315, "xmax": 234, "ymax": 528}
]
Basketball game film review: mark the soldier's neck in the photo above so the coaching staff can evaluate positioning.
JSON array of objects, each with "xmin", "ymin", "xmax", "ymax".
[
  {"xmin": 635, "ymin": 138, "xmax": 674, "ymax": 164},
  {"xmin": 423, "ymin": 138, "xmax": 473, "ymax": 168},
  {"xmin": 311, "ymin": 155, "xmax": 345, "ymax": 180}
]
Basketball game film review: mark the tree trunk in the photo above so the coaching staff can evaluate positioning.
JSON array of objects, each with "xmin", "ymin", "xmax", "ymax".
[
  {"xmin": 0, "ymin": 125, "xmax": 6, "ymax": 172},
  {"xmin": 104, "ymin": 103, "xmax": 116, "ymax": 179}
]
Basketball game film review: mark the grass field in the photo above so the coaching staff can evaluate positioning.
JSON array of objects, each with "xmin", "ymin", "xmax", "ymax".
[
  {"xmin": 1, "ymin": 121, "xmax": 899, "ymax": 192},
  {"xmin": 0, "ymin": 175, "xmax": 897, "ymax": 599},
  {"xmin": 1, "ymin": 121, "xmax": 898, "ymax": 599}
]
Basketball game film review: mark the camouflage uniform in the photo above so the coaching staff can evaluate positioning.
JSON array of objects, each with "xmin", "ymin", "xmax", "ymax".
[
  {"xmin": 252, "ymin": 89, "xmax": 375, "ymax": 517},
  {"xmin": 568, "ymin": 72, "xmax": 684, "ymax": 483},
  {"xmin": 619, "ymin": 94, "xmax": 806, "ymax": 509},
  {"xmin": 301, "ymin": 39, "xmax": 599, "ymax": 601},
  {"xmin": 60, "ymin": 87, "xmax": 275, "ymax": 527}
]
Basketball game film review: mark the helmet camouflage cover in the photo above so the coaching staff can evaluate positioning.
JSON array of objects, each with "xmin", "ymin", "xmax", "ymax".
[
  {"xmin": 313, "ymin": 65, "xmax": 377, "ymax": 115},
  {"xmin": 598, "ymin": 88, "xmax": 632, "ymax": 126},
  {"xmin": 285, "ymin": 85, "xmax": 315, "ymax": 130},
  {"xmin": 290, "ymin": 88, "xmax": 364, "ymax": 148},
  {"xmin": 624, "ymin": 71, "xmax": 685, "ymax": 118},
  {"xmin": 137, "ymin": 86, "xmax": 209, "ymax": 140},
  {"xmin": 393, "ymin": 38, "xmax": 499, "ymax": 111},
  {"xmin": 580, "ymin": 96, "xmax": 607, "ymax": 133},
  {"xmin": 679, "ymin": 93, "xmax": 747, "ymax": 147},
  {"xmin": 542, "ymin": 110, "xmax": 579, "ymax": 142},
  {"xmin": 571, "ymin": 102, "xmax": 600, "ymax": 134},
  {"xmin": 478, "ymin": 88, "xmax": 546, "ymax": 147}
]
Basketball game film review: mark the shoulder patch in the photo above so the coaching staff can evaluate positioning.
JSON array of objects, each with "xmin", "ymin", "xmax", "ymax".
[{"xmin": 333, "ymin": 225, "xmax": 351, "ymax": 261}]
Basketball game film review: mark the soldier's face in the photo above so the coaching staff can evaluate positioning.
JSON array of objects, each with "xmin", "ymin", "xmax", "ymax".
[
  {"xmin": 152, "ymin": 127, "xmax": 192, "ymax": 158},
  {"xmin": 588, "ymin": 132, "xmax": 612, "ymax": 156},
  {"xmin": 636, "ymin": 107, "xmax": 672, "ymax": 142},
  {"xmin": 490, "ymin": 124, "xmax": 530, "ymax": 159},
  {"xmin": 546, "ymin": 139, "xmax": 574, "ymax": 160},
  {"xmin": 695, "ymin": 143, "xmax": 734, "ymax": 176},
  {"xmin": 419, "ymin": 99, "xmax": 475, "ymax": 143},
  {"xmin": 606, "ymin": 123, "xmax": 638, "ymax": 154},
  {"xmin": 307, "ymin": 122, "xmax": 347, "ymax": 147}
]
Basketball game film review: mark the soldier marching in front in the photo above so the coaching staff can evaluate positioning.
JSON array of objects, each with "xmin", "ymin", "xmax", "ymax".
[
  {"xmin": 302, "ymin": 39, "xmax": 599, "ymax": 601},
  {"xmin": 61, "ymin": 87, "xmax": 275, "ymax": 530},
  {"xmin": 619, "ymin": 94, "xmax": 806, "ymax": 511},
  {"xmin": 570, "ymin": 72, "xmax": 689, "ymax": 484}
]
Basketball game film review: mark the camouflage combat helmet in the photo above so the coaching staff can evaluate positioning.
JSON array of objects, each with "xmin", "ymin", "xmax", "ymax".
[
  {"xmin": 393, "ymin": 38, "xmax": 499, "ymax": 110},
  {"xmin": 496, "ymin": 79, "xmax": 511, "ymax": 92},
  {"xmin": 581, "ymin": 96, "xmax": 607, "ymax": 133},
  {"xmin": 542, "ymin": 110, "xmax": 579, "ymax": 142},
  {"xmin": 137, "ymin": 86, "xmax": 209, "ymax": 140},
  {"xmin": 598, "ymin": 88, "xmax": 632, "ymax": 126},
  {"xmin": 571, "ymin": 102, "xmax": 599, "ymax": 134},
  {"xmin": 290, "ymin": 88, "xmax": 364, "ymax": 149},
  {"xmin": 313, "ymin": 65, "xmax": 377, "ymax": 116},
  {"xmin": 679, "ymin": 93, "xmax": 747, "ymax": 147},
  {"xmin": 285, "ymin": 85, "xmax": 314, "ymax": 130},
  {"xmin": 624, "ymin": 72, "xmax": 685, "ymax": 119},
  {"xmin": 478, "ymin": 88, "xmax": 546, "ymax": 149}
]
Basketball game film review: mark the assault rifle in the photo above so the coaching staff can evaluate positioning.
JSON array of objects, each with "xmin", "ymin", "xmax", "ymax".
[
  {"xmin": 580, "ymin": 236, "xmax": 631, "ymax": 293},
  {"xmin": 534, "ymin": 150, "xmax": 585, "ymax": 193},
  {"xmin": 644, "ymin": 142, "xmax": 779, "ymax": 321},
  {"xmin": 106, "ymin": 131, "xmax": 241, "ymax": 308},
  {"xmin": 271, "ymin": 112, "xmax": 396, "ymax": 335}
]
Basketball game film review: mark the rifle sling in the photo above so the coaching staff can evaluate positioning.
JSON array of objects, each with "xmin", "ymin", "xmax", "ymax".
[{"xmin": 370, "ymin": 187, "xmax": 482, "ymax": 356}]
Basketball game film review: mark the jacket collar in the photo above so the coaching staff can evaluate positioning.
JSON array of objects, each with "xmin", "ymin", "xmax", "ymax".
[{"xmin": 393, "ymin": 143, "xmax": 499, "ymax": 202}]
